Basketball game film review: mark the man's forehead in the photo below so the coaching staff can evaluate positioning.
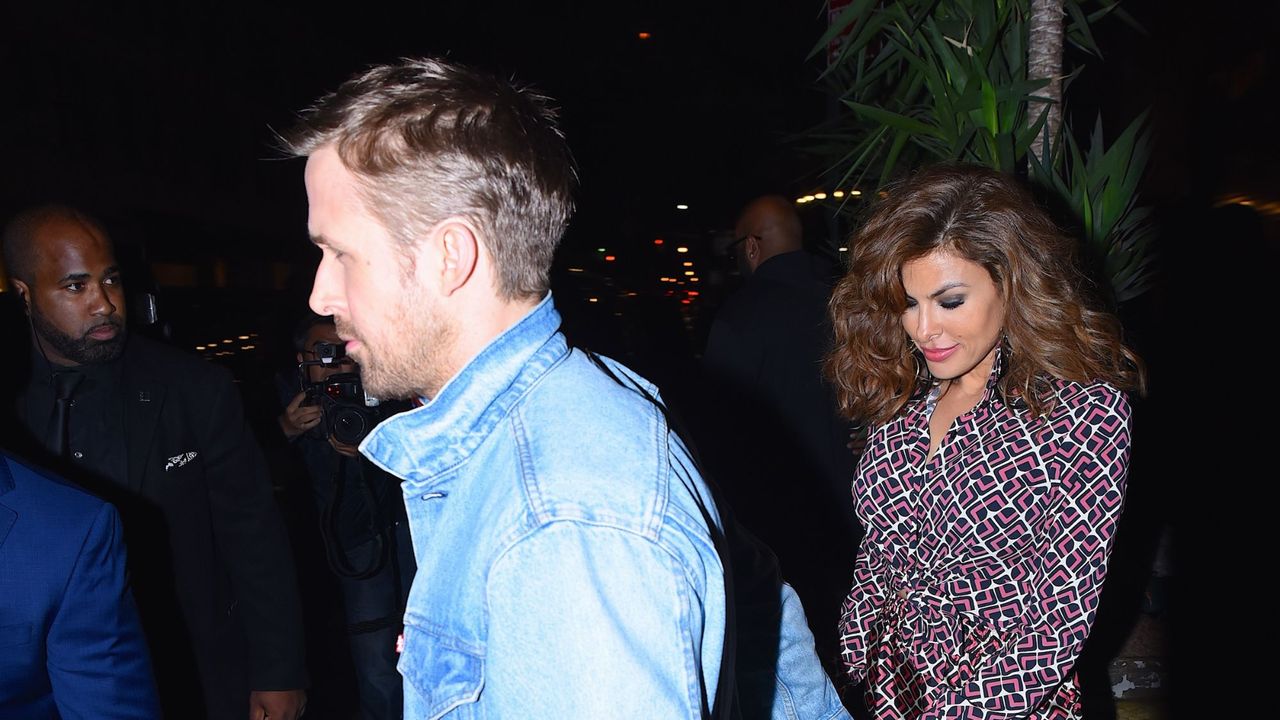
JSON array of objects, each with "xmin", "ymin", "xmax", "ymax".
[{"xmin": 32, "ymin": 216, "xmax": 116, "ymax": 270}]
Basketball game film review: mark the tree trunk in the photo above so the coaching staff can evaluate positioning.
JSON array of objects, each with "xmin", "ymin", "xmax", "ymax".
[{"xmin": 1028, "ymin": 0, "xmax": 1065, "ymax": 162}]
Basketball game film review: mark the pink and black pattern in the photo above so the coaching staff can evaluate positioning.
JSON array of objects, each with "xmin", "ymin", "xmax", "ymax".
[{"xmin": 839, "ymin": 362, "xmax": 1132, "ymax": 719}]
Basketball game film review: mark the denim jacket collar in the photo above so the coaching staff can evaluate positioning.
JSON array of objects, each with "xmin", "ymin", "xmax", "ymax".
[{"xmin": 360, "ymin": 293, "xmax": 567, "ymax": 485}]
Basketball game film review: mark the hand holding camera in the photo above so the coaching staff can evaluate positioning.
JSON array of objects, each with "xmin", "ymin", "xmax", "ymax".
[{"xmin": 280, "ymin": 390, "xmax": 323, "ymax": 440}]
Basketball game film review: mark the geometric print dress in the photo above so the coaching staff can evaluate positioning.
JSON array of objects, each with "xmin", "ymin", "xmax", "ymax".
[{"xmin": 839, "ymin": 358, "xmax": 1133, "ymax": 719}]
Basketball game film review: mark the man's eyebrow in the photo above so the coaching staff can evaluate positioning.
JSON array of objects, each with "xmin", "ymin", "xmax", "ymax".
[{"xmin": 56, "ymin": 265, "xmax": 121, "ymax": 284}]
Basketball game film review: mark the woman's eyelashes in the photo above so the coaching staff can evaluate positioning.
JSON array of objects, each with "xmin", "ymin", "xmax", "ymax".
[{"xmin": 940, "ymin": 296, "xmax": 965, "ymax": 310}]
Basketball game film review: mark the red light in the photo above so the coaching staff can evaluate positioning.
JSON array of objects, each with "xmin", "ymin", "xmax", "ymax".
[
  {"xmin": 638, "ymin": 32, "xmax": 651, "ymax": 40},
  {"xmin": 681, "ymin": 299, "xmax": 691, "ymax": 305},
  {"xmin": 687, "ymin": 291, "xmax": 699, "ymax": 297},
  {"xmin": 653, "ymin": 238, "xmax": 664, "ymax": 245},
  {"xmin": 604, "ymin": 255, "xmax": 616, "ymax": 262}
]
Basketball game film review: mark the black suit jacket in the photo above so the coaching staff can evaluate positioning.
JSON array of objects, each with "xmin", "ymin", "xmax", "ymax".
[{"xmin": 11, "ymin": 333, "xmax": 306, "ymax": 719}]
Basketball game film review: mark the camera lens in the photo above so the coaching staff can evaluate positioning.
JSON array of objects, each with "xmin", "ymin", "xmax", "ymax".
[{"xmin": 330, "ymin": 406, "xmax": 369, "ymax": 445}]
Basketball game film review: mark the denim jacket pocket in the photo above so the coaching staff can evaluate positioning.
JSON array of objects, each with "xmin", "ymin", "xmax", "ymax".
[{"xmin": 398, "ymin": 622, "xmax": 484, "ymax": 719}]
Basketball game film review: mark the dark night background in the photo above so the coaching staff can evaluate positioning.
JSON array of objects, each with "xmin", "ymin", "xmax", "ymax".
[
  {"xmin": 3, "ymin": 0, "xmax": 1276, "ymax": 364},
  {"xmin": 3, "ymin": 1, "xmax": 1276, "ymax": 717}
]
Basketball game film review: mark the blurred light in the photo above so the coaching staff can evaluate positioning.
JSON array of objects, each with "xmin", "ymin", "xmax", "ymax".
[
  {"xmin": 684, "ymin": 271, "xmax": 695, "ymax": 276},
  {"xmin": 675, "ymin": 204, "xmax": 689, "ymax": 210},
  {"xmin": 690, "ymin": 277, "xmax": 699, "ymax": 282},
  {"xmin": 676, "ymin": 246, "xmax": 689, "ymax": 253},
  {"xmin": 795, "ymin": 197, "xmax": 808, "ymax": 204},
  {"xmin": 802, "ymin": 195, "xmax": 815, "ymax": 202},
  {"xmin": 638, "ymin": 31, "xmax": 651, "ymax": 40},
  {"xmin": 588, "ymin": 297, "xmax": 598, "ymax": 303},
  {"xmin": 850, "ymin": 190, "xmax": 862, "ymax": 196},
  {"xmin": 833, "ymin": 190, "xmax": 845, "ymax": 198},
  {"xmin": 238, "ymin": 335, "xmax": 250, "ymax": 340},
  {"xmin": 195, "ymin": 345, "xmax": 205, "ymax": 351},
  {"xmin": 682, "ymin": 261, "xmax": 693, "ymax": 267},
  {"xmin": 687, "ymin": 291, "xmax": 700, "ymax": 297},
  {"xmin": 241, "ymin": 345, "xmax": 255, "ymax": 351},
  {"xmin": 604, "ymin": 255, "xmax": 616, "ymax": 262},
  {"xmin": 653, "ymin": 238, "xmax": 664, "ymax": 245},
  {"xmin": 222, "ymin": 339, "xmax": 233, "ymax": 344},
  {"xmin": 681, "ymin": 299, "xmax": 691, "ymax": 305},
  {"xmin": 814, "ymin": 192, "xmax": 827, "ymax": 200},
  {"xmin": 839, "ymin": 247, "xmax": 849, "ymax": 252},
  {"xmin": 596, "ymin": 247, "xmax": 606, "ymax": 253},
  {"xmin": 568, "ymin": 267, "xmax": 584, "ymax": 273}
]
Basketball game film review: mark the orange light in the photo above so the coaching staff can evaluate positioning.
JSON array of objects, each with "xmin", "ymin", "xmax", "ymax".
[
  {"xmin": 681, "ymin": 299, "xmax": 691, "ymax": 305},
  {"xmin": 638, "ymin": 31, "xmax": 651, "ymax": 40},
  {"xmin": 682, "ymin": 261, "xmax": 693, "ymax": 267},
  {"xmin": 687, "ymin": 291, "xmax": 700, "ymax": 297},
  {"xmin": 604, "ymin": 255, "xmax": 616, "ymax": 262},
  {"xmin": 653, "ymin": 238, "xmax": 664, "ymax": 245},
  {"xmin": 683, "ymin": 271, "xmax": 694, "ymax": 276}
]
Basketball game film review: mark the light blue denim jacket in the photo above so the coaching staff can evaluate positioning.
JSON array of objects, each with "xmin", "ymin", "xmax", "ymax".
[{"xmin": 362, "ymin": 295, "xmax": 850, "ymax": 719}]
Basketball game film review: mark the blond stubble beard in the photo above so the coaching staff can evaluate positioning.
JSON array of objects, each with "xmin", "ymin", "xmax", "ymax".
[{"xmin": 336, "ymin": 286, "xmax": 456, "ymax": 402}]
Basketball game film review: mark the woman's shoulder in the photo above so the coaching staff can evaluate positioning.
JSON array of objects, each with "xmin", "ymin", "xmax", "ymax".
[{"xmin": 1045, "ymin": 377, "xmax": 1132, "ymax": 424}]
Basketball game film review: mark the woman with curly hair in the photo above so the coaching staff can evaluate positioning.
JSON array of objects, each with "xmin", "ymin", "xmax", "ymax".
[{"xmin": 826, "ymin": 163, "xmax": 1145, "ymax": 719}]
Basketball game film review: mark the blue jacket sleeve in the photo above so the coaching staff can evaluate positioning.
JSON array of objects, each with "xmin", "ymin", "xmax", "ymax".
[{"xmin": 47, "ymin": 502, "xmax": 161, "ymax": 719}]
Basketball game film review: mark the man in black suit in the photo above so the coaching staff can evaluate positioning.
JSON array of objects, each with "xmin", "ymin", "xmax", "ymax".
[
  {"xmin": 698, "ymin": 194, "xmax": 861, "ymax": 678},
  {"xmin": 2, "ymin": 204, "xmax": 308, "ymax": 720}
]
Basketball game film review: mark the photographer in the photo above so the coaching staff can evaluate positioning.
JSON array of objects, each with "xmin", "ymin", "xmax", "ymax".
[{"xmin": 277, "ymin": 312, "xmax": 415, "ymax": 720}]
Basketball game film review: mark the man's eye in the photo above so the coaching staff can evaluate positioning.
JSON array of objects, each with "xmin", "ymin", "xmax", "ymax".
[{"xmin": 65, "ymin": 283, "xmax": 84, "ymax": 292}]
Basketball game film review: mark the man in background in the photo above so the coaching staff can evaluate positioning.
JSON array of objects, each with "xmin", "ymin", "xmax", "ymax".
[
  {"xmin": 2, "ymin": 205, "xmax": 308, "ymax": 720},
  {"xmin": 700, "ymin": 194, "xmax": 861, "ymax": 675},
  {"xmin": 277, "ymin": 312, "xmax": 414, "ymax": 720}
]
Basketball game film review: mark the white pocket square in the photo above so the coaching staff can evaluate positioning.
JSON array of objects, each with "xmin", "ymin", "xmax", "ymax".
[{"xmin": 165, "ymin": 451, "xmax": 198, "ymax": 471}]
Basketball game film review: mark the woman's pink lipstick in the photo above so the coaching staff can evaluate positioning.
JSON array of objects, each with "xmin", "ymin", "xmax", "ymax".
[{"xmin": 922, "ymin": 345, "xmax": 958, "ymax": 362}]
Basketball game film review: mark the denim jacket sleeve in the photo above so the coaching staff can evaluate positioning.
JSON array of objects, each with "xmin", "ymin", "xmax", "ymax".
[{"xmin": 484, "ymin": 521, "xmax": 720, "ymax": 718}]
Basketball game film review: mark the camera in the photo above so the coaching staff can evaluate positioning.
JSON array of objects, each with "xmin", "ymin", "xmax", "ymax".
[
  {"xmin": 299, "ymin": 342, "xmax": 383, "ymax": 446},
  {"xmin": 305, "ymin": 373, "xmax": 383, "ymax": 445}
]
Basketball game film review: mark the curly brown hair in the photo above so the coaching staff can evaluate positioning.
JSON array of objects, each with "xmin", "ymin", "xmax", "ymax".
[{"xmin": 825, "ymin": 163, "xmax": 1145, "ymax": 424}]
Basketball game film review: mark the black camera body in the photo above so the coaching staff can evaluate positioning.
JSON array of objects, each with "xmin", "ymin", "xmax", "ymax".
[
  {"xmin": 305, "ymin": 372, "xmax": 383, "ymax": 446},
  {"xmin": 299, "ymin": 341, "xmax": 383, "ymax": 446}
]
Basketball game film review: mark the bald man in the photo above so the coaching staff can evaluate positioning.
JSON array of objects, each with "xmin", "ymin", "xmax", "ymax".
[
  {"xmin": 2, "ymin": 204, "xmax": 308, "ymax": 720},
  {"xmin": 699, "ymin": 194, "xmax": 859, "ymax": 678}
]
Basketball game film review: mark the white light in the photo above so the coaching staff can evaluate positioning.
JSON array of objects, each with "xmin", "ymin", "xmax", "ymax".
[
  {"xmin": 676, "ymin": 247, "xmax": 689, "ymax": 253},
  {"xmin": 814, "ymin": 192, "xmax": 827, "ymax": 200},
  {"xmin": 588, "ymin": 297, "xmax": 598, "ymax": 303},
  {"xmin": 850, "ymin": 190, "xmax": 862, "ymax": 196},
  {"xmin": 838, "ymin": 247, "xmax": 848, "ymax": 252},
  {"xmin": 833, "ymin": 190, "xmax": 845, "ymax": 198},
  {"xmin": 238, "ymin": 335, "xmax": 250, "ymax": 340},
  {"xmin": 675, "ymin": 204, "xmax": 689, "ymax": 210}
]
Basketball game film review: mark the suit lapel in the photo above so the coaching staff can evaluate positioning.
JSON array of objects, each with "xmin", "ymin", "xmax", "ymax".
[{"xmin": 123, "ymin": 345, "xmax": 167, "ymax": 493}]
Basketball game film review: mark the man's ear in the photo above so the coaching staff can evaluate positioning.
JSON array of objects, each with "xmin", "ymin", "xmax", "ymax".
[
  {"xmin": 745, "ymin": 235, "xmax": 762, "ymax": 270},
  {"xmin": 431, "ymin": 218, "xmax": 480, "ymax": 297},
  {"xmin": 11, "ymin": 278, "xmax": 31, "ymax": 315}
]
